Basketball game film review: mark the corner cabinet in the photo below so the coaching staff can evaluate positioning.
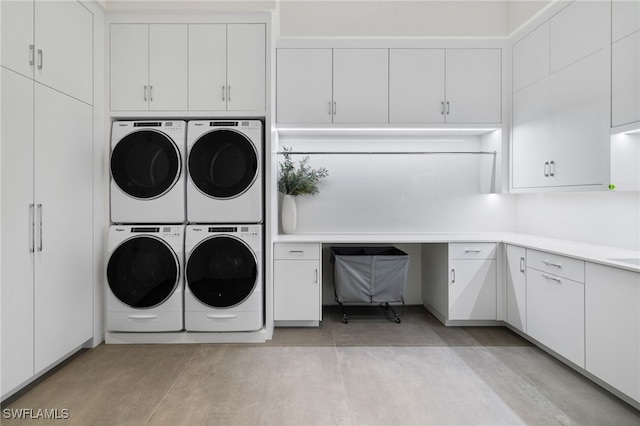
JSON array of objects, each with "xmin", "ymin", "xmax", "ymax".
[
  {"xmin": 274, "ymin": 243, "xmax": 322, "ymax": 326},
  {"xmin": 1, "ymin": 1, "xmax": 94, "ymax": 399},
  {"xmin": 110, "ymin": 22, "xmax": 265, "ymax": 113},
  {"xmin": 422, "ymin": 243, "xmax": 497, "ymax": 325},
  {"xmin": 511, "ymin": 0, "xmax": 611, "ymax": 191}
]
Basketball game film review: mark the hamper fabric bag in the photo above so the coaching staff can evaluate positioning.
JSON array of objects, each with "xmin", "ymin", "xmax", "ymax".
[{"xmin": 331, "ymin": 247, "xmax": 409, "ymax": 304}]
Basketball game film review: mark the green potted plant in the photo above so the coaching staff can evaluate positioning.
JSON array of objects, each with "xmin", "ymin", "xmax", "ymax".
[{"xmin": 278, "ymin": 147, "xmax": 329, "ymax": 233}]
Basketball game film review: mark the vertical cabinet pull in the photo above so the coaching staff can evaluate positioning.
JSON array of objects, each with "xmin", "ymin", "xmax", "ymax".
[
  {"xmin": 446, "ymin": 101, "xmax": 450, "ymax": 115},
  {"xmin": 314, "ymin": 269, "xmax": 318, "ymax": 284},
  {"xmin": 227, "ymin": 85, "xmax": 231, "ymax": 102},
  {"xmin": 451, "ymin": 269, "xmax": 456, "ymax": 284},
  {"xmin": 149, "ymin": 85, "xmax": 153, "ymax": 102},
  {"xmin": 222, "ymin": 85, "xmax": 226, "ymax": 101},
  {"xmin": 328, "ymin": 101, "xmax": 332, "ymax": 115},
  {"xmin": 28, "ymin": 204, "xmax": 35, "ymax": 253},
  {"xmin": 520, "ymin": 257, "xmax": 525, "ymax": 273},
  {"xmin": 549, "ymin": 160, "xmax": 555, "ymax": 177},
  {"xmin": 333, "ymin": 101, "xmax": 336, "ymax": 115},
  {"xmin": 441, "ymin": 101, "xmax": 445, "ymax": 115},
  {"xmin": 144, "ymin": 85, "xmax": 148, "ymax": 101},
  {"xmin": 36, "ymin": 204, "xmax": 43, "ymax": 252},
  {"xmin": 37, "ymin": 49, "xmax": 43, "ymax": 70},
  {"xmin": 29, "ymin": 45, "xmax": 35, "ymax": 66},
  {"xmin": 544, "ymin": 161, "xmax": 550, "ymax": 177}
]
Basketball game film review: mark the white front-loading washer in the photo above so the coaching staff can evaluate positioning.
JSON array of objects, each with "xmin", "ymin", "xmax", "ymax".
[
  {"xmin": 184, "ymin": 224, "xmax": 263, "ymax": 331},
  {"xmin": 106, "ymin": 225, "xmax": 184, "ymax": 332},
  {"xmin": 110, "ymin": 120, "xmax": 186, "ymax": 223},
  {"xmin": 186, "ymin": 120, "xmax": 263, "ymax": 224}
]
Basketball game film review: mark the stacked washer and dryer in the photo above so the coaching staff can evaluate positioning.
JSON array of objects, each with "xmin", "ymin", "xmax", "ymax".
[{"xmin": 106, "ymin": 120, "xmax": 264, "ymax": 335}]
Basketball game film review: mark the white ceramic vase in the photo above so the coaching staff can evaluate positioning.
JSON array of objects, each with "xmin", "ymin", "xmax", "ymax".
[{"xmin": 281, "ymin": 194, "xmax": 297, "ymax": 234}]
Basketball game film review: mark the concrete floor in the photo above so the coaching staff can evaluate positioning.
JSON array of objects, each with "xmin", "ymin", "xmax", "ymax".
[{"xmin": 2, "ymin": 306, "xmax": 639, "ymax": 425}]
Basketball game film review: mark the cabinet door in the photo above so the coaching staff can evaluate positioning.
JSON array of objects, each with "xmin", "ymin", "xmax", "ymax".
[
  {"xmin": 512, "ymin": 21, "xmax": 549, "ymax": 92},
  {"xmin": 276, "ymin": 48, "xmax": 333, "ymax": 123},
  {"xmin": 333, "ymin": 49, "xmax": 389, "ymax": 124},
  {"xmin": 549, "ymin": 0, "xmax": 610, "ymax": 73},
  {"xmin": 0, "ymin": 0, "xmax": 34, "ymax": 79},
  {"xmin": 586, "ymin": 263, "xmax": 640, "ymax": 403},
  {"xmin": 548, "ymin": 49, "xmax": 609, "ymax": 187},
  {"xmin": 33, "ymin": 84, "xmax": 93, "ymax": 373},
  {"xmin": 612, "ymin": 32, "xmax": 640, "ymax": 128},
  {"xmin": 35, "ymin": 0, "xmax": 92, "ymax": 105},
  {"xmin": 445, "ymin": 49, "xmax": 501, "ymax": 124},
  {"xmin": 527, "ymin": 269, "xmax": 585, "ymax": 367},
  {"xmin": 110, "ymin": 24, "xmax": 149, "ymax": 111},
  {"xmin": 1, "ymin": 69, "xmax": 35, "ymax": 397},
  {"xmin": 449, "ymin": 259, "xmax": 496, "ymax": 321},
  {"xmin": 505, "ymin": 245, "xmax": 527, "ymax": 333},
  {"xmin": 512, "ymin": 77, "xmax": 552, "ymax": 189},
  {"xmin": 149, "ymin": 24, "xmax": 187, "ymax": 111},
  {"xmin": 389, "ymin": 49, "xmax": 445, "ymax": 123},
  {"xmin": 612, "ymin": 0, "xmax": 640, "ymax": 42},
  {"xmin": 188, "ymin": 24, "xmax": 226, "ymax": 111},
  {"xmin": 227, "ymin": 24, "xmax": 265, "ymax": 111},
  {"xmin": 274, "ymin": 260, "xmax": 321, "ymax": 321}
]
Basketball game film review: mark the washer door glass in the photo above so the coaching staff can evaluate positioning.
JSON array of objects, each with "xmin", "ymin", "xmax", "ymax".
[
  {"xmin": 111, "ymin": 130, "xmax": 181, "ymax": 199},
  {"xmin": 188, "ymin": 129, "xmax": 258, "ymax": 199},
  {"xmin": 107, "ymin": 236, "xmax": 179, "ymax": 308},
  {"xmin": 186, "ymin": 236, "xmax": 257, "ymax": 308}
]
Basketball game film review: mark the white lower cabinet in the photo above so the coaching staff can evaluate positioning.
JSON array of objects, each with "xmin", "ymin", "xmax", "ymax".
[
  {"xmin": 274, "ymin": 243, "xmax": 322, "ymax": 325},
  {"xmin": 505, "ymin": 245, "xmax": 527, "ymax": 333},
  {"xmin": 585, "ymin": 262, "xmax": 640, "ymax": 404},
  {"xmin": 526, "ymin": 250, "xmax": 585, "ymax": 368}
]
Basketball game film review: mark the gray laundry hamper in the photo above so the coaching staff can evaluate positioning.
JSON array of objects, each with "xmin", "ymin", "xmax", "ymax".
[{"xmin": 330, "ymin": 247, "xmax": 410, "ymax": 323}]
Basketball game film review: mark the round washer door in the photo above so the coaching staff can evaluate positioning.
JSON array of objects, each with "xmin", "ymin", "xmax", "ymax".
[
  {"xmin": 188, "ymin": 129, "xmax": 258, "ymax": 199},
  {"xmin": 107, "ymin": 236, "xmax": 180, "ymax": 308},
  {"xmin": 186, "ymin": 236, "xmax": 258, "ymax": 308},
  {"xmin": 111, "ymin": 130, "xmax": 181, "ymax": 199}
]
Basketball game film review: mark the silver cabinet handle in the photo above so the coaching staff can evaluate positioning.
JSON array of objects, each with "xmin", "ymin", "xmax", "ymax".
[
  {"xmin": 227, "ymin": 85, "xmax": 231, "ymax": 102},
  {"xmin": 549, "ymin": 160, "xmax": 555, "ymax": 177},
  {"xmin": 542, "ymin": 260, "xmax": 562, "ymax": 268},
  {"xmin": 441, "ymin": 101, "xmax": 445, "ymax": 115},
  {"xmin": 451, "ymin": 269, "xmax": 456, "ymax": 284},
  {"xmin": 542, "ymin": 273, "xmax": 561, "ymax": 283},
  {"xmin": 544, "ymin": 161, "xmax": 550, "ymax": 177},
  {"xmin": 328, "ymin": 101, "xmax": 332, "ymax": 115},
  {"xmin": 464, "ymin": 249, "xmax": 482, "ymax": 253},
  {"xmin": 28, "ymin": 204, "xmax": 35, "ymax": 253},
  {"xmin": 446, "ymin": 101, "xmax": 450, "ymax": 115},
  {"xmin": 333, "ymin": 101, "xmax": 336, "ymax": 115},
  {"xmin": 222, "ymin": 85, "xmax": 226, "ymax": 101},
  {"xmin": 520, "ymin": 257, "xmax": 525, "ymax": 273},
  {"xmin": 29, "ymin": 45, "xmax": 35, "ymax": 66},
  {"xmin": 37, "ymin": 49, "xmax": 43, "ymax": 70},
  {"xmin": 289, "ymin": 250, "xmax": 304, "ymax": 256},
  {"xmin": 144, "ymin": 85, "xmax": 148, "ymax": 101},
  {"xmin": 314, "ymin": 268, "xmax": 318, "ymax": 284},
  {"xmin": 36, "ymin": 204, "xmax": 43, "ymax": 252},
  {"xmin": 149, "ymin": 85, "xmax": 153, "ymax": 102}
]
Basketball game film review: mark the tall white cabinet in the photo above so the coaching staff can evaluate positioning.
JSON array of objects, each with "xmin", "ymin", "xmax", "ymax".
[{"xmin": 1, "ymin": 0, "xmax": 94, "ymax": 400}]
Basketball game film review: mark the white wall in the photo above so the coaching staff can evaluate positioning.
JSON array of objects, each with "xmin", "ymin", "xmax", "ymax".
[
  {"xmin": 516, "ymin": 192, "xmax": 640, "ymax": 251},
  {"xmin": 279, "ymin": 0, "xmax": 510, "ymax": 37}
]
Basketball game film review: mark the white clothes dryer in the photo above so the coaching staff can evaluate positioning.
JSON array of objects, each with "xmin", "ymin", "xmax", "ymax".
[
  {"xmin": 184, "ymin": 224, "xmax": 262, "ymax": 332},
  {"xmin": 110, "ymin": 120, "xmax": 186, "ymax": 223},
  {"xmin": 186, "ymin": 120, "xmax": 262, "ymax": 224},
  {"xmin": 106, "ymin": 225, "xmax": 184, "ymax": 332}
]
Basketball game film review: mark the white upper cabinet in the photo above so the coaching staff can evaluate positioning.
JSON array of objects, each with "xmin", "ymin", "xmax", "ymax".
[
  {"xmin": 189, "ymin": 24, "xmax": 265, "ymax": 111},
  {"xmin": 389, "ymin": 49, "xmax": 446, "ymax": 123},
  {"xmin": 276, "ymin": 48, "xmax": 388, "ymax": 124},
  {"xmin": 276, "ymin": 49, "xmax": 333, "ymax": 123},
  {"xmin": 226, "ymin": 24, "xmax": 266, "ymax": 111},
  {"xmin": 445, "ymin": 49, "xmax": 501, "ymax": 124},
  {"xmin": 512, "ymin": 22, "xmax": 549, "ymax": 92},
  {"xmin": 549, "ymin": 0, "xmax": 610, "ymax": 73},
  {"xmin": 1, "ymin": 0, "xmax": 93, "ymax": 105},
  {"xmin": 611, "ymin": 0, "xmax": 640, "ymax": 129},
  {"xmin": 332, "ymin": 49, "xmax": 389, "ymax": 123},
  {"xmin": 110, "ymin": 24, "xmax": 188, "ymax": 111}
]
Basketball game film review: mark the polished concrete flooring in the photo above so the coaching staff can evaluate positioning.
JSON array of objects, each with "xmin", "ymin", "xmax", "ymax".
[{"xmin": 3, "ymin": 306, "xmax": 639, "ymax": 425}]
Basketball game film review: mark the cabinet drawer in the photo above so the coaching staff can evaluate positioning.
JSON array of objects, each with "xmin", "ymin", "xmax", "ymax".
[
  {"xmin": 274, "ymin": 243, "xmax": 320, "ymax": 260},
  {"xmin": 449, "ymin": 243, "xmax": 496, "ymax": 260},
  {"xmin": 527, "ymin": 249, "xmax": 584, "ymax": 283}
]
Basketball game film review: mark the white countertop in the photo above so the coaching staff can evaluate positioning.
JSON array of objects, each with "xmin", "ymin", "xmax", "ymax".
[{"xmin": 273, "ymin": 232, "xmax": 640, "ymax": 273}]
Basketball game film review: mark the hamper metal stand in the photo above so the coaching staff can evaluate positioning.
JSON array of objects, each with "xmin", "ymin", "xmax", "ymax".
[{"xmin": 331, "ymin": 247, "xmax": 410, "ymax": 324}]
